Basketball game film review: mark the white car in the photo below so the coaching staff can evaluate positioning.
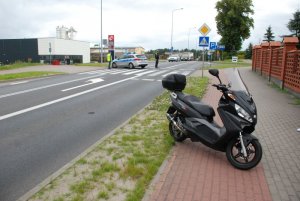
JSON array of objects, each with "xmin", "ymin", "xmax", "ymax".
[
  {"xmin": 168, "ymin": 55, "xmax": 180, "ymax": 62},
  {"xmin": 112, "ymin": 54, "xmax": 148, "ymax": 68}
]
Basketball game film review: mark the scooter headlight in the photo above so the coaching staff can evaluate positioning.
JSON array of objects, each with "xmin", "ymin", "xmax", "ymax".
[{"xmin": 235, "ymin": 104, "xmax": 253, "ymax": 123}]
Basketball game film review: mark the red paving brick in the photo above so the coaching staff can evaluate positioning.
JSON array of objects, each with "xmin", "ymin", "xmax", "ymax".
[{"xmin": 146, "ymin": 70, "xmax": 273, "ymax": 201}]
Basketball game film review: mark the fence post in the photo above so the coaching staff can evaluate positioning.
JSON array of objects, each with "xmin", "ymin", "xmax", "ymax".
[
  {"xmin": 268, "ymin": 42, "xmax": 281, "ymax": 82},
  {"xmin": 281, "ymin": 37, "xmax": 299, "ymax": 89},
  {"xmin": 252, "ymin": 46, "xmax": 257, "ymax": 71},
  {"xmin": 253, "ymin": 45, "xmax": 262, "ymax": 73}
]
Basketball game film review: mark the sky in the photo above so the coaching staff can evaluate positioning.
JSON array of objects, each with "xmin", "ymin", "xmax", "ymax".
[{"xmin": 0, "ymin": 0, "xmax": 299, "ymax": 51}]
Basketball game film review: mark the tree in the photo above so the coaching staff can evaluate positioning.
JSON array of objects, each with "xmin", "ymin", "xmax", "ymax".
[
  {"xmin": 215, "ymin": 0, "xmax": 254, "ymax": 54},
  {"xmin": 263, "ymin": 26, "xmax": 275, "ymax": 42},
  {"xmin": 245, "ymin": 43, "xmax": 253, "ymax": 59},
  {"xmin": 287, "ymin": 10, "xmax": 300, "ymax": 37}
]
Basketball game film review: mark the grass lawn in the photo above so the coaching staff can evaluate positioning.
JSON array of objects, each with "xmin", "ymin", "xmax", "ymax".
[
  {"xmin": 29, "ymin": 76, "xmax": 209, "ymax": 201},
  {"xmin": 0, "ymin": 71, "xmax": 64, "ymax": 81},
  {"xmin": 0, "ymin": 63, "xmax": 42, "ymax": 71},
  {"xmin": 209, "ymin": 59, "xmax": 252, "ymax": 69},
  {"xmin": 75, "ymin": 63, "xmax": 108, "ymax": 67}
]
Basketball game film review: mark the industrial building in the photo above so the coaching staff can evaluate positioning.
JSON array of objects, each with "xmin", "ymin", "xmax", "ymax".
[{"xmin": 0, "ymin": 26, "xmax": 90, "ymax": 64}]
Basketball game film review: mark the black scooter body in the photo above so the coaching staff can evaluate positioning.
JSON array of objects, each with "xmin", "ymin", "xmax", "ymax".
[{"xmin": 163, "ymin": 72, "xmax": 258, "ymax": 152}]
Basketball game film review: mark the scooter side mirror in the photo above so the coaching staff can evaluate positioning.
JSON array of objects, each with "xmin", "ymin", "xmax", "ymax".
[
  {"xmin": 209, "ymin": 69, "xmax": 222, "ymax": 84},
  {"xmin": 209, "ymin": 69, "xmax": 219, "ymax": 77}
]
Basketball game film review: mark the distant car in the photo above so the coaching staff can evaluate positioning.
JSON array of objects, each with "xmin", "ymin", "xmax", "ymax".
[
  {"xmin": 168, "ymin": 55, "xmax": 180, "ymax": 62},
  {"xmin": 112, "ymin": 54, "xmax": 148, "ymax": 68}
]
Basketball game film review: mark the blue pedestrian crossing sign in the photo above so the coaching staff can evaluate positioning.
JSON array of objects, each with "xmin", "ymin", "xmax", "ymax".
[
  {"xmin": 209, "ymin": 42, "xmax": 217, "ymax": 50},
  {"xmin": 199, "ymin": 36, "xmax": 209, "ymax": 47}
]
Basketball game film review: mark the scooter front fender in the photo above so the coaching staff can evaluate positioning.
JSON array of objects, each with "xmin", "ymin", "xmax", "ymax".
[{"xmin": 242, "ymin": 133, "xmax": 259, "ymax": 146}]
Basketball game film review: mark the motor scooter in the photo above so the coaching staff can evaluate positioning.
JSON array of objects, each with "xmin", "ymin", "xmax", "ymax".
[{"xmin": 162, "ymin": 69, "xmax": 262, "ymax": 170}]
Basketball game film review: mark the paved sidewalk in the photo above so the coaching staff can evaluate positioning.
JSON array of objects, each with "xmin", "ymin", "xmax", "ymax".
[
  {"xmin": 239, "ymin": 68, "xmax": 300, "ymax": 201},
  {"xmin": 145, "ymin": 67, "xmax": 300, "ymax": 201}
]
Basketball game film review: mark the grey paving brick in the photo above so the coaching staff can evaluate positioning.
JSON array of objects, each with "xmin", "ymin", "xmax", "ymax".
[
  {"xmin": 279, "ymin": 190, "xmax": 291, "ymax": 201},
  {"xmin": 289, "ymin": 195, "xmax": 300, "ymax": 201},
  {"xmin": 286, "ymin": 187, "xmax": 297, "ymax": 196},
  {"xmin": 238, "ymin": 68, "xmax": 300, "ymax": 201}
]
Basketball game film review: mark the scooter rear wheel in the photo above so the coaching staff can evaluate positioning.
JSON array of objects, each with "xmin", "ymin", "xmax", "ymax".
[
  {"xmin": 169, "ymin": 122, "xmax": 187, "ymax": 142},
  {"xmin": 226, "ymin": 138, "xmax": 262, "ymax": 170}
]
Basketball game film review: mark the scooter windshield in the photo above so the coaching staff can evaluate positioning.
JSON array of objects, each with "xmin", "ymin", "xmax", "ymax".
[{"xmin": 227, "ymin": 68, "xmax": 250, "ymax": 95}]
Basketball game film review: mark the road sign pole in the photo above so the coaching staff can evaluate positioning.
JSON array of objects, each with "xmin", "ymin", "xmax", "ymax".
[
  {"xmin": 202, "ymin": 47, "xmax": 204, "ymax": 78},
  {"xmin": 198, "ymin": 23, "xmax": 211, "ymax": 78}
]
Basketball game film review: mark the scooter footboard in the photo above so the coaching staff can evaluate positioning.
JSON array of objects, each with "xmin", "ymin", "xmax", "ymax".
[{"xmin": 183, "ymin": 117, "xmax": 224, "ymax": 144}]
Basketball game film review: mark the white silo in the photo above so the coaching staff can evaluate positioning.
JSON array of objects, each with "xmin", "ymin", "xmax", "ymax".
[
  {"xmin": 68, "ymin": 27, "xmax": 77, "ymax": 40},
  {"xmin": 60, "ymin": 26, "xmax": 68, "ymax": 39},
  {"xmin": 56, "ymin": 26, "xmax": 61, "ymax": 39}
]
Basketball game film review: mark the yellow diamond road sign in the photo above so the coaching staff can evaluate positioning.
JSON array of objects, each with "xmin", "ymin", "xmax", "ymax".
[{"xmin": 198, "ymin": 23, "xmax": 211, "ymax": 36}]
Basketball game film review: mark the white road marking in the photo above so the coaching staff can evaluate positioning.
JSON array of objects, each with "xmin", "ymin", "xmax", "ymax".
[
  {"xmin": 0, "ymin": 75, "xmax": 139, "ymax": 121},
  {"xmin": 9, "ymin": 81, "xmax": 29, "ymax": 85},
  {"xmin": 165, "ymin": 63, "xmax": 187, "ymax": 69},
  {"xmin": 148, "ymin": 70, "xmax": 168, "ymax": 76},
  {"xmin": 181, "ymin": 71, "xmax": 192, "ymax": 76},
  {"xmin": 135, "ymin": 70, "xmax": 156, "ymax": 76},
  {"xmin": 142, "ymin": 79, "xmax": 155, "ymax": 81},
  {"xmin": 79, "ymin": 70, "xmax": 106, "ymax": 74},
  {"xmin": 109, "ymin": 69, "xmax": 131, "ymax": 74},
  {"xmin": 123, "ymin": 69, "xmax": 148, "ymax": 75},
  {"xmin": 0, "ymin": 74, "xmax": 103, "ymax": 99},
  {"xmin": 62, "ymin": 78, "xmax": 104, "ymax": 92},
  {"xmin": 162, "ymin": 71, "xmax": 179, "ymax": 77}
]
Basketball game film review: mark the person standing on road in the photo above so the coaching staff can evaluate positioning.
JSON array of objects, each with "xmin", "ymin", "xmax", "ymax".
[
  {"xmin": 107, "ymin": 52, "xmax": 112, "ymax": 69},
  {"xmin": 155, "ymin": 52, "xmax": 159, "ymax": 68}
]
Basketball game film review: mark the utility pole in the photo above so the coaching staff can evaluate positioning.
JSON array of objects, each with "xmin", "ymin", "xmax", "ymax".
[{"xmin": 100, "ymin": 0, "xmax": 103, "ymax": 63}]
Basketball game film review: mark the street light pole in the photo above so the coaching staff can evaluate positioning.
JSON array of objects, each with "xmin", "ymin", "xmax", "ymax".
[
  {"xmin": 100, "ymin": 0, "xmax": 103, "ymax": 63},
  {"xmin": 171, "ymin": 8, "xmax": 183, "ymax": 54},
  {"xmin": 188, "ymin": 27, "xmax": 195, "ymax": 50}
]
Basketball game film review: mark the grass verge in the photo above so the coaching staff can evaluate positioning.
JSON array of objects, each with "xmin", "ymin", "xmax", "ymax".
[
  {"xmin": 75, "ymin": 63, "xmax": 108, "ymax": 67},
  {"xmin": 209, "ymin": 60, "xmax": 252, "ymax": 69},
  {"xmin": 0, "ymin": 62, "xmax": 42, "ymax": 71},
  {"xmin": 0, "ymin": 71, "xmax": 64, "ymax": 81},
  {"xmin": 29, "ymin": 76, "xmax": 209, "ymax": 201}
]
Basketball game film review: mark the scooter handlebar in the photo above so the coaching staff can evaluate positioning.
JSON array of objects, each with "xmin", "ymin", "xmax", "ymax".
[{"xmin": 212, "ymin": 84, "xmax": 228, "ymax": 91}]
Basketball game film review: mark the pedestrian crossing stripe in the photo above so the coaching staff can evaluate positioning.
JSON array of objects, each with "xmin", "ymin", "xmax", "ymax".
[{"xmin": 79, "ymin": 69, "xmax": 192, "ymax": 78}]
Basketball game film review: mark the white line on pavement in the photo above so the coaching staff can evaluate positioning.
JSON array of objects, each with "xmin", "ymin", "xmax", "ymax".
[
  {"xmin": 142, "ymin": 79, "xmax": 155, "ymax": 81},
  {"xmin": 61, "ymin": 78, "xmax": 104, "ymax": 92},
  {"xmin": 162, "ymin": 71, "xmax": 179, "ymax": 77},
  {"xmin": 148, "ymin": 70, "xmax": 168, "ymax": 76},
  {"xmin": 0, "ymin": 74, "xmax": 105, "ymax": 99},
  {"xmin": 9, "ymin": 81, "xmax": 29, "ymax": 85},
  {"xmin": 181, "ymin": 71, "xmax": 192, "ymax": 76},
  {"xmin": 0, "ymin": 75, "xmax": 139, "ymax": 121},
  {"xmin": 135, "ymin": 70, "xmax": 156, "ymax": 76},
  {"xmin": 123, "ymin": 69, "xmax": 148, "ymax": 75}
]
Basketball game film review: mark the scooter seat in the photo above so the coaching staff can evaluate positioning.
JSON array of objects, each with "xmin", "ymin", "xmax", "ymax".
[{"xmin": 178, "ymin": 93, "xmax": 215, "ymax": 118}]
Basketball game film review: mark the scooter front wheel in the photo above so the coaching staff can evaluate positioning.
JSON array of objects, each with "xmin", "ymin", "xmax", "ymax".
[
  {"xmin": 169, "ymin": 122, "xmax": 187, "ymax": 142},
  {"xmin": 226, "ymin": 138, "xmax": 262, "ymax": 170}
]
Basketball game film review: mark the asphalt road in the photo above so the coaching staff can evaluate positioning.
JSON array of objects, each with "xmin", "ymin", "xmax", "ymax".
[{"xmin": 0, "ymin": 61, "xmax": 202, "ymax": 201}]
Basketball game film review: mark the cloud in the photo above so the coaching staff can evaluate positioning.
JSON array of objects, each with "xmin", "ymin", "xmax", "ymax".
[{"xmin": 0, "ymin": 0, "xmax": 297, "ymax": 51}]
